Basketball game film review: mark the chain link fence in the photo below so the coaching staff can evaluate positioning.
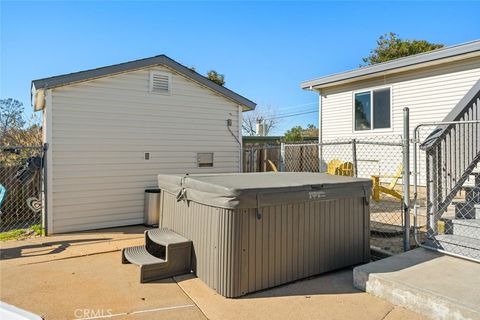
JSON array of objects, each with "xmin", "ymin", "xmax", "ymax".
[
  {"xmin": 242, "ymin": 136, "xmax": 409, "ymax": 257},
  {"xmin": 413, "ymin": 120, "xmax": 480, "ymax": 261},
  {"xmin": 0, "ymin": 145, "xmax": 45, "ymax": 234}
]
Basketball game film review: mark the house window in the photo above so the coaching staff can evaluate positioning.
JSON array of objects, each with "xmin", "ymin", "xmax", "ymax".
[
  {"xmin": 354, "ymin": 87, "xmax": 391, "ymax": 131},
  {"xmin": 149, "ymin": 71, "xmax": 171, "ymax": 94}
]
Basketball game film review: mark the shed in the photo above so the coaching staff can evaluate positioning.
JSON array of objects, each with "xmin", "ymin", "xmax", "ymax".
[{"xmin": 32, "ymin": 55, "xmax": 256, "ymax": 234}]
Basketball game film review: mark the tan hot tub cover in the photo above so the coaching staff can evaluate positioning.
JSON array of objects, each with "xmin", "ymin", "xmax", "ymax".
[{"xmin": 157, "ymin": 172, "xmax": 372, "ymax": 209}]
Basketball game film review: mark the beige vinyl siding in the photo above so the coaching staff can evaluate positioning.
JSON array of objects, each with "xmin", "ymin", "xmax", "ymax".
[
  {"xmin": 321, "ymin": 57, "xmax": 480, "ymax": 140},
  {"xmin": 50, "ymin": 66, "xmax": 241, "ymax": 233},
  {"xmin": 319, "ymin": 57, "xmax": 480, "ymax": 184}
]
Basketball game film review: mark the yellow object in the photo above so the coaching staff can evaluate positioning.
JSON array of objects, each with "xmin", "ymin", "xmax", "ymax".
[
  {"xmin": 371, "ymin": 164, "xmax": 403, "ymax": 202},
  {"xmin": 267, "ymin": 160, "xmax": 278, "ymax": 172},
  {"xmin": 327, "ymin": 159, "xmax": 354, "ymax": 176}
]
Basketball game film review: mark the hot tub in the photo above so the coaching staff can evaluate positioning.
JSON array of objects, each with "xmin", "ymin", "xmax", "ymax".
[{"xmin": 157, "ymin": 172, "xmax": 372, "ymax": 297}]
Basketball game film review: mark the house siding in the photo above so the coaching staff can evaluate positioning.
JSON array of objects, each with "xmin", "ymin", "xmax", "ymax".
[
  {"xmin": 320, "ymin": 57, "xmax": 480, "ymax": 140},
  {"xmin": 49, "ymin": 66, "xmax": 241, "ymax": 233},
  {"xmin": 319, "ymin": 57, "xmax": 480, "ymax": 184}
]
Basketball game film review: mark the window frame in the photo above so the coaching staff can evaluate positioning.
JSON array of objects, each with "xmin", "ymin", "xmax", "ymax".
[
  {"xmin": 149, "ymin": 71, "xmax": 172, "ymax": 95},
  {"xmin": 352, "ymin": 85, "xmax": 393, "ymax": 133}
]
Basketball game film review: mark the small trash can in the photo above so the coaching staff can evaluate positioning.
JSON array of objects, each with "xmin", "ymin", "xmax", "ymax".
[{"xmin": 144, "ymin": 188, "xmax": 161, "ymax": 226}]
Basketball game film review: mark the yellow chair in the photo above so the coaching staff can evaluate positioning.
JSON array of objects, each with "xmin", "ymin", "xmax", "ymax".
[
  {"xmin": 267, "ymin": 160, "xmax": 278, "ymax": 172},
  {"xmin": 327, "ymin": 159, "xmax": 354, "ymax": 177},
  {"xmin": 327, "ymin": 159, "xmax": 343, "ymax": 175},
  {"xmin": 371, "ymin": 164, "xmax": 403, "ymax": 201}
]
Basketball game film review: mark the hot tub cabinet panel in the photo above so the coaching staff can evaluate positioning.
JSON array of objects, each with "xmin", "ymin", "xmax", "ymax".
[{"xmin": 158, "ymin": 172, "xmax": 371, "ymax": 298}]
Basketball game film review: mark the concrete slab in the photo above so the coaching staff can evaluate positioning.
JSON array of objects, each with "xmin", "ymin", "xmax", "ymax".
[
  {"xmin": 353, "ymin": 248, "xmax": 480, "ymax": 320},
  {"xmin": 0, "ymin": 251, "xmax": 206, "ymax": 319},
  {"xmin": 0, "ymin": 225, "xmax": 148, "ymax": 267},
  {"xmin": 174, "ymin": 270, "xmax": 425, "ymax": 320}
]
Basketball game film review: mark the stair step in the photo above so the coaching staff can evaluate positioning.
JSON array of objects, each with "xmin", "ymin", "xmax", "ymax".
[
  {"xmin": 455, "ymin": 202, "xmax": 480, "ymax": 219},
  {"xmin": 122, "ymin": 228, "xmax": 192, "ymax": 283},
  {"xmin": 452, "ymin": 219, "xmax": 480, "ymax": 239},
  {"xmin": 122, "ymin": 245, "xmax": 166, "ymax": 266},
  {"xmin": 146, "ymin": 228, "xmax": 190, "ymax": 246},
  {"xmin": 470, "ymin": 171, "xmax": 480, "ymax": 187},
  {"xmin": 433, "ymin": 234, "xmax": 480, "ymax": 260},
  {"xmin": 462, "ymin": 186, "xmax": 480, "ymax": 204}
]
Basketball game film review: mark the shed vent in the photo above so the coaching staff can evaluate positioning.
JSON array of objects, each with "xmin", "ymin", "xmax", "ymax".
[{"xmin": 150, "ymin": 71, "xmax": 171, "ymax": 94}]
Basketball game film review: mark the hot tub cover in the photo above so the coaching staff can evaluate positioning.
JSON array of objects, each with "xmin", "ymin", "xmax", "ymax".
[{"xmin": 158, "ymin": 172, "xmax": 372, "ymax": 209}]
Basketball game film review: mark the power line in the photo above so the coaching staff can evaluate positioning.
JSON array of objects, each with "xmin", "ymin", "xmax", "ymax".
[
  {"xmin": 273, "ymin": 101, "xmax": 318, "ymax": 111},
  {"xmin": 267, "ymin": 109, "xmax": 318, "ymax": 120}
]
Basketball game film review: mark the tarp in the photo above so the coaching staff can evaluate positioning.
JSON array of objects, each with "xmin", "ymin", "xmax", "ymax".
[{"xmin": 157, "ymin": 172, "xmax": 372, "ymax": 209}]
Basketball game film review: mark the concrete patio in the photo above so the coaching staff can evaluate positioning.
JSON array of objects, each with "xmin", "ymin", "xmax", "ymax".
[
  {"xmin": 0, "ymin": 226, "xmax": 425, "ymax": 320},
  {"xmin": 354, "ymin": 248, "xmax": 480, "ymax": 320}
]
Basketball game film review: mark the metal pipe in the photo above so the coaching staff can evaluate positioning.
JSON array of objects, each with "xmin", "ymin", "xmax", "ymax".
[
  {"xmin": 351, "ymin": 138, "xmax": 358, "ymax": 177},
  {"xmin": 402, "ymin": 108, "xmax": 410, "ymax": 251},
  {"xmin": 280, "ymin": 143, "xmax": 285, "ymax": 172}
]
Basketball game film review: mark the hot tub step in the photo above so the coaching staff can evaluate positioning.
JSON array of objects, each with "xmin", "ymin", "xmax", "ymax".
[
  {"xmin": 122, "ymin": 245, "xmax": 165, "ymax": 266},
  {"xmin": 122, "ymin": 229, "xmax": 192, "ymax": 283}
]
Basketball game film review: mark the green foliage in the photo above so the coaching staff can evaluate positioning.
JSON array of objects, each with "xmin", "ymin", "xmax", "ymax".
[
  {"xmin": 284, "ymin": 124, "xmax": 318, "ymax": 142},
  {"xmin": 0, "ymin": 224, "xmax": 42, "ymax": 241},
  {"xmin": 284, "ymin": 126, "xmax": 304, "ymax": 142},
  {"xmin": 31, "ymin": 224, "xmax": 43, "ymax": 236},
  {"xmin": 207, "ymin": 70, "xmax": 225, "ymax": 86},
  {"xmin": 0, "ymin": 228, "xmax": 27, "ymax": 241},
  {"xmin": 0, "ymin": 98, "xmax": 41, "ymax": 149},
  {"xmin": 362, "ymin": 32, "xmax": 444, "ymax": 65}
]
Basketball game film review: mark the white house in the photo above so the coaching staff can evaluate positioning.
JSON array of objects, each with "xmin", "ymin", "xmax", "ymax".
[
  {"xmin": 301, "ymin": 40, "xmax": 480, "ymax": 141},
  {"xmin": 301, "ymin": 40, "xmax": 480, "ymax": 178},
  {"xmin": 32, "ymin": 55, "xmax": 255, "ymax": 234}
]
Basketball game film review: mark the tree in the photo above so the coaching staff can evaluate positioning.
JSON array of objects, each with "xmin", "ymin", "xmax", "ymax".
[
  {"xmin": 242, "ymin": 106, "xmax": 279, "ymax": 136},
  {"xmin": 207, "ymin": 70, "xmax": 225, "ymax": 86},
  {"xmin": 284, "ymin": 124, "xmax": 319, "ymax": 141},
  {"xmin": 362, "ymin": 32, "xmax": 444, "ymax": 65},
  {"xmin": 302, "ymin": 124, "xmax": 319, "ymax": 137},
  {"xmin": 0, "ymin": 98, "xmax": 41, "ymax": 146},
  {"xmin": 284, "ymin": 126, "xmax": 304, "ymax": 142},
  {"xmin": 1, "ymin": 98, "xmax": 25, "ymax": 138}
]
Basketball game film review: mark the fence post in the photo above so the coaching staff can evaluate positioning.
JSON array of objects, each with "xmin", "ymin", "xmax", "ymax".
[
  {"xmin": 250, "ymin": 147, "xmax": 254, "ymax": 173},
  {"xmin": 351, "ymin": 139, "xmax": 358, "ymax": 177},
  {"xmin": 402, "ymin": 107, "xmax": 411, "ymax": 251},
  {"xmin": 280, "ymin": 143, "xmax": 285, "ymax": 172},
  {"xmin": 42, "ymin": 143, "xmax": 49, "ymax": 236}
]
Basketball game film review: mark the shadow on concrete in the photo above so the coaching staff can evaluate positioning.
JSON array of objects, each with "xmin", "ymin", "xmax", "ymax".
[
  {"xmin": 58, "ymin": 225, "xmax": 150, "ymax": 236},
  {"xmin": 0, "ymin": 238, "xmax": 110, "ymax": 260},
  {"xmin": 240, "ymin": 269, "xmax": 359, "ymax": 298}
]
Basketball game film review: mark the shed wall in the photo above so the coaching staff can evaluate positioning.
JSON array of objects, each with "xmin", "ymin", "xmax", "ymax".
[
  {"xmin": 49, "ymin": 65, "xmax": 241, "ymax": 233},
  {"xmin": 161, "ymin": 191, "xmax": 370, "ymax": 297}
]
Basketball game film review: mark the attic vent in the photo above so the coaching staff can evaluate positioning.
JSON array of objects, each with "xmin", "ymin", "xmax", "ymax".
[{"xmin": 149, "ymin": 71, "xmax": 171, "ymax": 94}]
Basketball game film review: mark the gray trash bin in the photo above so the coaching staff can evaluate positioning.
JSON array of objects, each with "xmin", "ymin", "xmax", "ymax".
[{"xmin": 144, "ymin": 188, "xmax": 161, "ymax": 226}]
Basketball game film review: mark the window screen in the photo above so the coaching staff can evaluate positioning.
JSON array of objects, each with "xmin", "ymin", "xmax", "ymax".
[
  {"xmin": 373, "ymin": 88, "xmax": 391, "ymax": 129},
  {"xmin": 355, "ymin": 91, "xmax": 371, "ymax": 131}
]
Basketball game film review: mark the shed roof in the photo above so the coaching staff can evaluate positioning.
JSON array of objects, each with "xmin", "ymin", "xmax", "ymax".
[
  {"xmin": 301, "ymin": 40, "xmax": 480, "ymax": 91},
  {"xmin": 32, "ymin": 55, "xmax": 256, "ymax": 110}
]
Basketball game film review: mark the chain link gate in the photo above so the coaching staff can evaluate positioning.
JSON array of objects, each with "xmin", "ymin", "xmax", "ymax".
[
  {"xmin": 280, "ymin": 136, "xmax": 407, "ymax": 257},
  {"xmin": 0, "ymin": 145, "xmax": 45, "ymax": 235},
  {"xmin": 413, "ymin": 120, "xmax": 480, "ymax": 261}
]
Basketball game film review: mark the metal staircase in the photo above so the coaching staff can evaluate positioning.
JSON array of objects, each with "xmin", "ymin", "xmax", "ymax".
[
  {"xmin": 415, "ymin": 79, "xmax": 480, "ymax": 261},
  {"xmin": 122, "ymin": 228, "xmax": 192, "ymax": 282}
]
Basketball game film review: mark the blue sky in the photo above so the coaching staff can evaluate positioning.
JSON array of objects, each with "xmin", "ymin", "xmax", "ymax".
[{"xmin": 1, "ymin": 1, "xmax": 479, "ymax": 135}]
